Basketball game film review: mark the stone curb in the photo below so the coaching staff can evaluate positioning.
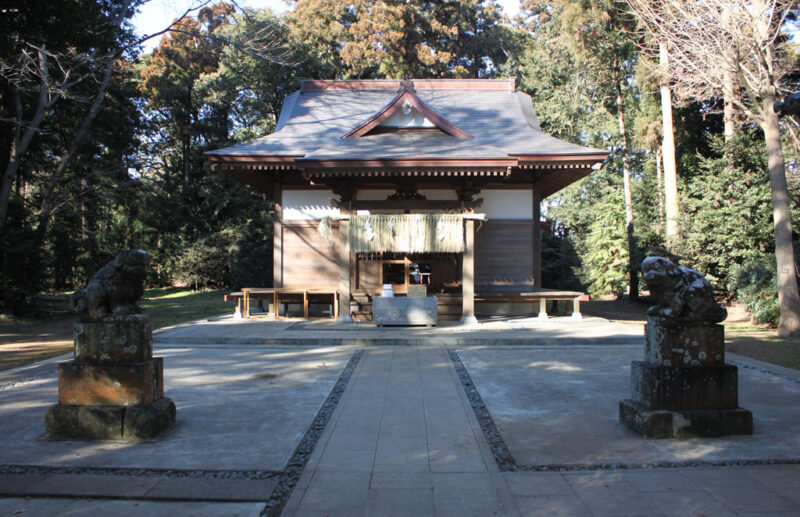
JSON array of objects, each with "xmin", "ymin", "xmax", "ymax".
[
  {"xmin": 153, "ymin": 336, "xmax": 645, "ymax": 347},
  {"xmin": 0, "ymin": 472, "xmax": 277, "ymax": 502}
]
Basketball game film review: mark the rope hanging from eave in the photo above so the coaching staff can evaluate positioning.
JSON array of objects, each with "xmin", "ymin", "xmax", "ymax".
[{"xmin": 318, "ymin": 214, "xmax": 465, "ymax": 253}]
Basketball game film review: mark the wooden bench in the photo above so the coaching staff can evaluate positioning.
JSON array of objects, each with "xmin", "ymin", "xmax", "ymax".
[
  {"xmin": 223, "ymin": 292, "xmax": 245, "ymax": 318},
  {"xmin": 475, "ymin": 290, "xmax": 586, "ymax": 320},
  {"xmin": 224, "ymin": 288, "xmax": 339, "ymax": 319}
]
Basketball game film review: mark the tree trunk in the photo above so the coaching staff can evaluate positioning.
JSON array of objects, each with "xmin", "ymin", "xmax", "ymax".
[
  {"xmin": 721, "ymin": 5, "xmax": 737, "ymax": 143},
  {"xmin": 183, "ymin": 137, "xmax": 191, "ymax": 186},
  {"xmin": 616, "ymin": 71, "xmax": 638, "ymax": 301},
  {"xmin": 80, "ymin": 176, "xmax": 96, "ymax": 283},
  {"xmin": 655, "ymin": 147, "xmax": 664, "ymax": 228},
  {"xmin": 660, "ymin": 42, "xmax": 679, "ymax": 251},
  {"xmin": 722, "ymin": 51, "xmax": 737, "ymax": 141},
  {"xmin": 761, "ymin": 95, "xmax": 800, "ymax": 336},
  {"xmin": 723, "ymin": 89, "xmax": 737, "ymax": 142},
  {"xmin": 0, "ymin": 159, "xmax": 19, "ymax": 230}
]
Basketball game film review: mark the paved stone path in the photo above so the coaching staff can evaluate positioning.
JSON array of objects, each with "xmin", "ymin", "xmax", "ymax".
[
  {"xmin": 285, "ymin": 346, "xmax": 510, "ymax": 515},
  {"xmin": 282, "ymin": 346, "xmax": 800, "ymax": 516},
  {"xmin": 2, "ymin": 337, "xmax": 800, "ymax": 515}
]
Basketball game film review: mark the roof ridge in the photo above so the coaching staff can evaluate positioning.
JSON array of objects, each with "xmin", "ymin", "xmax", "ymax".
[{"xmin": 301, "ymin": 78, "xmax": 516, "ymax": 92}]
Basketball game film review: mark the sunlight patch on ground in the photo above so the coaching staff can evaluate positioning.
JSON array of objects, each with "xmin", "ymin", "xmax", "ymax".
[
  {"xmin": 526, "ymin": 361, "xmax": 583, "ymax": 372},
  {"xmin": 670, "ymin": 443, "xmax": 726, "ymax": 460}
]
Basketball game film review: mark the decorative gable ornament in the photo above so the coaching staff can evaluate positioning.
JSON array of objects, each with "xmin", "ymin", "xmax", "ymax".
[{"xmin": 342, "ymin": 80, "xmax": 472, "ymax": 139}]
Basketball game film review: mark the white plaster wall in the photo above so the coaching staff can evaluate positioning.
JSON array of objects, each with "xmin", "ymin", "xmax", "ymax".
[
  {"xmin": 282, "ymin": 190, "xmax": 339, "ymax": 220},
  {"xmin": 478, "ymin": 190, "xmax": 533, "ymax": 220}
]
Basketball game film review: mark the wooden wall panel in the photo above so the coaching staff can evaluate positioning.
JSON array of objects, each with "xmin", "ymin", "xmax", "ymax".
[
  {"xmin": 282, "ymin": 222, "xmax": 339, "ymax": 288},
  {"xmin": 357, "ymin": 260, "xmax": 382, "ymax": 293},
  {"xmin": 430, "ymin": 258, "xmax": 460, "ymax": 293},
  {"xmin": 475, "ymin": 220, "xmax": 534, "ymax": 292}
]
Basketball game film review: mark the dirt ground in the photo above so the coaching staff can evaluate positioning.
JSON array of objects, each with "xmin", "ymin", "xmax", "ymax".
[
  {"xmin": 582, "ymin": 299, "xmax": 800, "ymax": 370},
  {"xmin": 0, "ymin": 312, "xmax": 75, "ymax": 372},
  {"xmin": 581, "ymin": 299, "xmax": 752, "ymax": 326}
]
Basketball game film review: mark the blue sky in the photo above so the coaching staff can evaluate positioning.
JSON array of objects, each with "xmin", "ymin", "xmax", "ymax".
[{"xmin": 133, "ymin": 0, "xmax": 522, "ymax": 51}]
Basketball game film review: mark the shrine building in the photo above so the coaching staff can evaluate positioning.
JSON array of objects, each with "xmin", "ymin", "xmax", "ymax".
[{"xmin": 208, "ymin": 78, "xmax": 607, "ymax": 323}]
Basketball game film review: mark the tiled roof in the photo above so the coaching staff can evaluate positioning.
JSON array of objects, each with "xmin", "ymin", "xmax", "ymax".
[{"xmin": 207, "ymin": 79, "xmax": 606, "ymax": 163}]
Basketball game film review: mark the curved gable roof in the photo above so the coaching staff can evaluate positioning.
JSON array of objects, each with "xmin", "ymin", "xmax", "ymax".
[{"xmin": 207, "ymin": 79, "xmax": 607, "ymax": 168}]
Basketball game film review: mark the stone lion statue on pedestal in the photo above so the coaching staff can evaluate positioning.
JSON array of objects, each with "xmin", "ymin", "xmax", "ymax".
[{"xmin": 71, "ymin": 249, "xmax": 149, "ymax": 320}]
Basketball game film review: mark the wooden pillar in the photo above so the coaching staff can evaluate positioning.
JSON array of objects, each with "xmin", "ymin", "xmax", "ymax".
[
  {"xmin": 461, "ymin": 218, "xmax": 478, "ymax": 325},
  {"xmin": 336, "ymin": 216, "xmax": 352, "ymax": 322},
  {"xmin": 273, "ymin": 185, "xmax": 283, "ymax": 289},
  {"xmin": 532, "ymin": 188, "xmax": 542, "ymax": 289}
]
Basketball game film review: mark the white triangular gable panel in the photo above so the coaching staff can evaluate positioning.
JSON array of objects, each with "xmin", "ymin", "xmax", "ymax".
[{"xmin": 379, "ymin": 104, "xmax": 436, "ymax": 128}]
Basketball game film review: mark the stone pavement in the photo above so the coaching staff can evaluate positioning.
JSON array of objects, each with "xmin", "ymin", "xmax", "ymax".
[
  {"xmin": 1, "ymin": 317, "xmax": 799, "ymax": 515},
  {"xmin": 282, "ymin": 345, "xmax": 800, "ymax": 516}
]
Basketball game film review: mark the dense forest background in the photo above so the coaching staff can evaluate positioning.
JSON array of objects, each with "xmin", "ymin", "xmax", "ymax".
[{"xmin": 1, "ymin": 0, "xmax": 799, "ymax": 328}]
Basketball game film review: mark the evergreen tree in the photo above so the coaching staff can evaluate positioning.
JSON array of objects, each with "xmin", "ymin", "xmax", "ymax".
[
  {"xmin": 516, "ymin": 0, "xmax": 644, "ymax": 298},
  {"xmin": 680, "ymin": 131, "xmax": 781, "ymax": 285},
  {"xmin": 288, "ymin": 0, "xmax": 512, "ymax": 78}
]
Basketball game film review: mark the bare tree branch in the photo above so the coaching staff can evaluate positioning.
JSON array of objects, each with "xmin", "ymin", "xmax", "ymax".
[{"xmin": 625, "ymin": 0, "xmax": 800, "ymax": 335}]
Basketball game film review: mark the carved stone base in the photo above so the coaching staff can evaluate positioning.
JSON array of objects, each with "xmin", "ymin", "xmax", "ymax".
[
  {"xmin": 619, "ymin": 399, "xmax": 753, "ymax": 439},
  {"xmin": 45, "ymin": 397, "xmax": 176, "ymax": 440},
  {"xmin": 47, "ymin": 314, "xmax": 176, "ymax": 440},
  {"xmin": 73, "ymin": 314, "xmax": 153, "ymax": 362},
  {"xmin": 630, "ymin": 361, "xmax": 740, "ymax": 410},
  {"xmin": 620, "ymin": 316, "xmax": 753, "ymax": 439},
  {"xmin": 57, "ymin": 358, "xmax": 163, "ymax": 406},
  {"xmin": 645, "ymin": 317, "xmax": 724, "ymax": 366}
]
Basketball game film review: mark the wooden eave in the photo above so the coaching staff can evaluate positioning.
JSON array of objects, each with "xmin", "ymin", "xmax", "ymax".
[
  {"xmin": 298, "ymin": 157, "xmax": 515, "ymax": 168},
  {"xmin": 342, "ymin": 89, "xmax": 472, "ymax": 139},
  {"xmin": 303, "ymin": 167, "xmax": 513, "ymax": 179},
  {"xmin": 331, "ymin": 199, "xmax": 483, "ymax": 211},
  {"xmin": 514, "ymin": 153, "xmax": 608, "ymax": 168},
  {"xmin": 208, "ymin": 154, "xmax": 303, "ymax": 165}
]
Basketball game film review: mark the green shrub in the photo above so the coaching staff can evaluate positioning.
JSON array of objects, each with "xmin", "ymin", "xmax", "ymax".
[
  {"xmin": 728, "ymin": 260, "xmax": 780, "ymax": 326},
  {"xmin": 175, "ymin": 231, "xmax": 237, "ymax": 289}
]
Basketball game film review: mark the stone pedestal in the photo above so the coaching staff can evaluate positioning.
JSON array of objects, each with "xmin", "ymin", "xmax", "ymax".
[
  {"xmin": 46, "ymin": 314, "xmax": 176, "ymax": 440},
  {"xmin": 619, "ymin": 317, "xmax": 752, "ymax": 438},
  {"xmin": 373, "ymin": 296, "xmax": 438, "ymax": 326}
]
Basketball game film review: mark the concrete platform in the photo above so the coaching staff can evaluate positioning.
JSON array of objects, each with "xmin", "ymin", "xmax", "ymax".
[
  {"xmin": 0, "ymin": 346, "xmax": 351, "ymax": 471},
  {"xmin": 1, "ymin": 316, "xmax": 799, "ymax": 516},
  {"xmin": 457, "ymin": 346, "xmax": 800, "ymax": 466}
]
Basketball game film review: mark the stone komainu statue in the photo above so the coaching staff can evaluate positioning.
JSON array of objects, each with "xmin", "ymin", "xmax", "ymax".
[
  {"xmin": 774, "ymin": 91, "xmax": 800, "ymax": 117},
  {"xmin": 71, "ymin": 249, "xmax": 149, "ymax": 320},
  {"xmin": 641, "ymin": 256, "xmax": 727, "ymax": 323}
]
